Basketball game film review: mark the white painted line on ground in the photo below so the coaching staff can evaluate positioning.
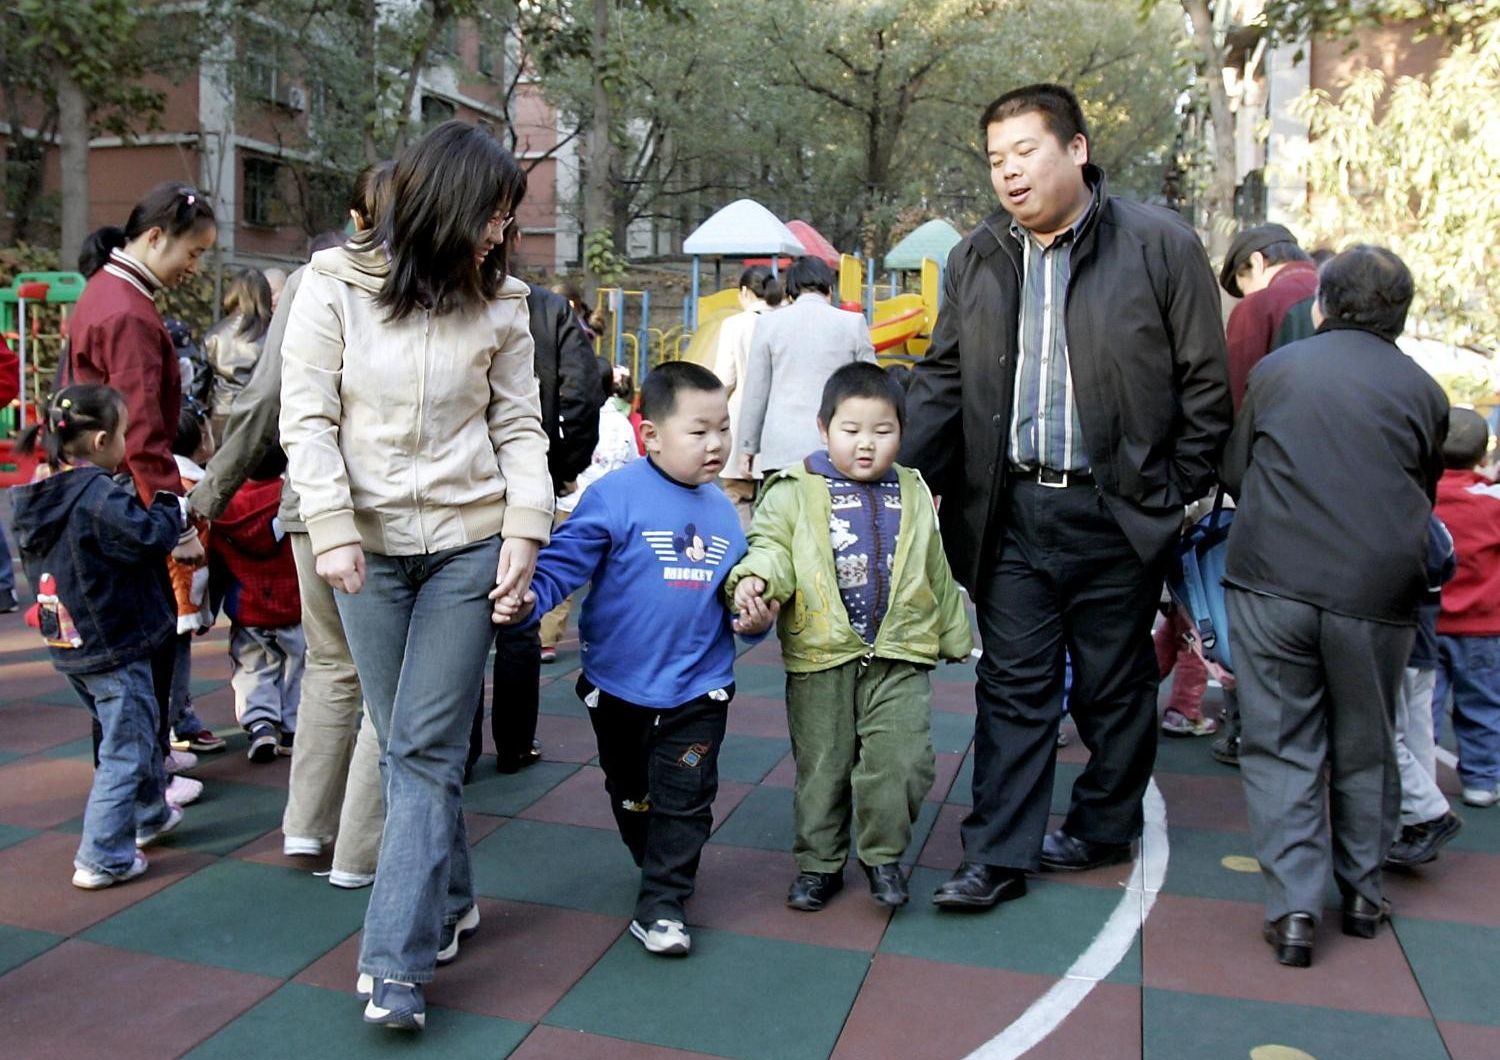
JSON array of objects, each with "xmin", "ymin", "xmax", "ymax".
[{"xmin": 963, "ymin": 779, "xmax": 1169, "ymax": 1060}]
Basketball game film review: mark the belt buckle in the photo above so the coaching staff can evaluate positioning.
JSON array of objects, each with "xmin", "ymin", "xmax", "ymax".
[{"xmin": 1037, "ymin": 467, "xmax": 1068, "ymax": 488}]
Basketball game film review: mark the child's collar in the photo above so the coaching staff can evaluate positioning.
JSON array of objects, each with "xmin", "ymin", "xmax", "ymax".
[{"xmin": 645, "ymin": 456, "xmax": 701, "ymax": 491}]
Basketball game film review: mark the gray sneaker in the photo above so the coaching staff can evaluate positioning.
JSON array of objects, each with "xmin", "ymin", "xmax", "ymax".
[{"xmin": 629, "ymin": 918, "xmax": 691, "ymax": 956}]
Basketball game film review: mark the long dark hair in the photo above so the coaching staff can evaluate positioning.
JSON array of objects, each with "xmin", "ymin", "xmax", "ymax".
[
  {"xmin": 223, "ymin": 268, "xmax": 273, "ymax": 340},
  {"xmin": 738, "ymin": 265, "xmax": 784, "ymax": 307},
  {"xmin": 78, "ymin": 182, "xmax": 217, "ymax": 275},
  {"xmin": 16, "ymin": 384, "xmax": 127, "ymax": 470},
  {"xmin": 364, "ymin": 122, "xmax": 527, "ymax": 320},
  {"xmin": 350, "ymin": 160, "xmax": 396, "ymax": 230}
]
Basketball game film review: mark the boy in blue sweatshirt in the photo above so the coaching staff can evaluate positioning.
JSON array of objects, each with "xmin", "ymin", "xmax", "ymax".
[{"xmin": 493, "ymin": 361, "xmax": 776, "ymax": 957}]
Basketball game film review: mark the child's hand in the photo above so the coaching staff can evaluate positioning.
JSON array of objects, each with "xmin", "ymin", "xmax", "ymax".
[
  {"xmin": 733, "ymin": 576, "xmax": 767, "ymax": 614},
  {"xmin": 733, "ymin": 593, "xmax": 780, "ymax": 635},
  {"xmin": 490, "ymin": 589, "xmax": 536, "ymax": 625}
]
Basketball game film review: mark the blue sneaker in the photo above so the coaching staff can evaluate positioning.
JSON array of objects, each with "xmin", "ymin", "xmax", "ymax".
[
  {"xmin": 363, "ymin": 979, "xmax": 425, "ymax": 1030},
  {"xmin": 436, "ymin": 905, "xmax": 480, "ymax": 965}
]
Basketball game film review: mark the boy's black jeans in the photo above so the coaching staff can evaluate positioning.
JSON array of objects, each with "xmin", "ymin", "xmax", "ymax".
[{"xmin": 581, "ymin": 676, "xmax": 731, "ymax": 925}]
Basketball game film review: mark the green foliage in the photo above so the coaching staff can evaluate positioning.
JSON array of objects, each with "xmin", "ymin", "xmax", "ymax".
[
  {"xmin": 1257, "ymin": 0, "xmax": 1500, "ymax": 47},
  {"xmin": 584, "ymin": 230, "xmax": 628, "ymax": 285},
  {"xmin": 1285, "ymin": 22, "xmax": 1500, "ymax": 351}
]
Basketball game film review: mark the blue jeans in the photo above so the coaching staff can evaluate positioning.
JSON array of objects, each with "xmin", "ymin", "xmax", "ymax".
[
  {"xmin": 1434, "ymin": 634, "xmax": 1500, "ymax": 789},
  {"xmin": 335, "ymin": 536, "xmax": 501, "ymax": 983},
  {"xmin": 0, "ymin": 521, "xmax": 15, "ymax": 595},
  {"xmin": 169, "ymin": 633, "xmax": 208, "ymax": 738},
  {"xmin": 68, "ymin": 659, "xmax": 171, "ymax": 875}
]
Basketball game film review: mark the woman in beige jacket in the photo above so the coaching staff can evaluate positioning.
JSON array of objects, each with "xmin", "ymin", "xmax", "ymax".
[{"xmin": 280, "ymin": 121, "xmax": 553, "ymax": 1032}]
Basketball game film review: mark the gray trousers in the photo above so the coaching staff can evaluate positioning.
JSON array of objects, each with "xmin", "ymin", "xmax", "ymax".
[
  {"xmin": 1226, "ymin": 588, "xmax": 1407, "ymax": 922},
  {"xmin": 230, "ymin": 624, "xmax": 305, "ymax": 732},
  {"xmin": 282, "ymin": 533, "xmax": 385, "ymax": 876},
  {"xmin": 1395, "ymin": 668, "xmax": 1449, "ymax": 826}
]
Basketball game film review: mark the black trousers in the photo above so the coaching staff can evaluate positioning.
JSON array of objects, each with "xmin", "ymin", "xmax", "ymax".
[
  {"xmin": 582, "ymin": 676, "xmax": 730, "ymax": 923},
  {"xmin": 466, "ymin": 623, "xmax": 544, "ymax": 772},
  {"xmin": 962, "ymin": 480, "xmax": 1165, "ymax": 870}
]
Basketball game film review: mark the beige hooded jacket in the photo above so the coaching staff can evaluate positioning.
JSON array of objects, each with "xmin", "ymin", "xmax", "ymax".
[{"xmin": 279, "ymin": 245, "xmax": 554, "ymax": 557}]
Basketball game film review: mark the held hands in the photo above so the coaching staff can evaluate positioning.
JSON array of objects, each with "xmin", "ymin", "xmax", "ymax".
[
  {"xmin": 494, "ymin": 538, "xmax": 540, "ymax": 601},
  {"xmin": 171, "ymin": 535, "xmax": 206, "ymax": 569},
  {"xmin": 491, "ymin": 589, "xmax": 536, "ymax": 626},
  {"xmin": 732, "ymin": 576, "xmax": 780, "ymax": 635},
  {"xmin": 317, "ymin": 543, "xmax": 367, "ymax": 594}
]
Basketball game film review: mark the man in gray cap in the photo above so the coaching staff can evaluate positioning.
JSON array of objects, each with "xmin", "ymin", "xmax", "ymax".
[{"xmin": 1211, "ymin": 223, "xmax": 1320, "ymax": 766}]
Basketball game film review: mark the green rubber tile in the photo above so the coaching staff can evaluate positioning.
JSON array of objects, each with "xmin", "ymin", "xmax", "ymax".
[
  {"xmin": 931, "ymin": 657, "xmax": 979, "ymax": 683},
  {"xmin": 1159, "ymin": 826, "xmax": 1269, "ymax": 904},
  {"xmin": 82, "ymin": 860, "xmax": 367, "ymax": 978},
  {"xmin": 545, "ymin": 928, "xmax": 869, "ymax": 1060},
  {"xmin": 1142, "ymin": 987, "xmax": 1450, "ymax": 1060},
  {"xmin": 0, "ymin": 822, "xmax": 36, "ymax": 852},
  {"xmin": 731, "ymin": 663, "xmax": 788, "ymax": 698},
  {"xmin": 1394, "ymin": 916, "xmax": 1500, "ymax": 1025},
  {"xmin": 462, "ymin": 760, "xmax": 578, "ymax": 817},
  {"xmin": 39, "ymin": 736, "xmax": 93, "ymax": 760},
  {"xmin": 928, "ymin": 709, "xmax": 975, "ymax": 755},
  {"xmin": 0, "ymin": 923, "xmax": 61, "ymax": 975},
  {"xmin": 880, "ymin": 867, "xmax": 1135, "ymax": 980},
  {"xmin": 1151, "ymin": 732, "xmax": 1238, "ymax": 776},
  {"xmin": 716, "ymin": 734, "xmax": 792, "ymax": 784},
  {"xmin": 1448, "ymin": 800, "xmax": 1500, "ymax": 856},
  {"xmin": 471, "ymin": 819, "xmax": 640, "ymax": 916},
  {"xmin": 712, "ymin": 785, "xmax": 794, "ymax": 852},
  {"xmin": 1050, "ymin": 761, "xmax": 1085, "ymax": 815},
  {"xmin": 537, "ymin": 680, "xmax": 589, "ymax": 718},
  {"xmin": 187, "ymin": 982, "xmax": 530, "ymax": 1059},
  {"xmin": 946, "ymin": 750, "xmax": 975, "ymax": 806},
  {"xmin": 156, "ymin": 780, "xmax": 289, "ymax": 857},
  {"xmin": 0, "ymin": 750, "xmax": 19, "ymax": 767}
]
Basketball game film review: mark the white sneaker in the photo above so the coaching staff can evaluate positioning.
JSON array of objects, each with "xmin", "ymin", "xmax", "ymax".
[
  {"xmin": 282, "ymin": 835, "xmax": 324, "ymax": 857},
  {"xmin": 165, "ymin": 775, "xmax": 203, "ymax": 808},
  {"xmin": 329, "ymin": 868, "xmax": 376, "ymax": 889},
  {"xmin": 1462, "ymin": 786, "xmax": 1500, "ymax": 808},
  {"xmin": 165, "ymin": 749, "xmax": 198, "ymax": 774},
  {"xmin": 436, "ymin": 905, "xmax": 480, "ymax": 964},
  {"xmin": 72, "ymin": 852, "xmax": 148, "ymax": 890},
  {"xmin": 629, "ymin": 918, "xmax": 691, "ymax": 956},
  {"xmin": 356, "ymin": 973, "xmax": 374, "ymax": 999},
  {"xmin": 136, "ymin": 805, "xmax": 184, "ymax": 848}
]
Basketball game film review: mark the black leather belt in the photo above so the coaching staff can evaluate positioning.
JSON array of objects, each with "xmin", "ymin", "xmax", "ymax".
[{"xmin": 1008, "ymin": 465, "xmax": 1094, "ymax": 488}]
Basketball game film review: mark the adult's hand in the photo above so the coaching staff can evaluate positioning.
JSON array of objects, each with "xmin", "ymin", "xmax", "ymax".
[
  {"xmin": 171, "ymin": 536, "xmax": 206, "ymax": 569},
  {"xmin": 317, "ymin": 543, "xmax": 367, "ymax": 594},
  {"xmin": 494, "ymin": 537, "xmax": 540, "ymax": 601}
]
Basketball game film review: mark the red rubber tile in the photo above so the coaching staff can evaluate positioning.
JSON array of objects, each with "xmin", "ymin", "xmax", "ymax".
[
  {"xmin": 190, "ymin": 745, "xmax": 292, "ymax": 790},
  {"xmin": 929, "ymin": 751, "xmax": 963, "ymax": 805},
  {"xmin": 518, "ymin": 765, "xmax": 627, "ymax": 832},
  {"xmin": 689, "ymin": 844, "xmax": 892, "ymax": 952},
  {"xmin": 1154, "ymin": 772, "xmax": 1250, "ymax": 832},
  {"xmin": 725, "ymin": 695, "xmax": 791, "ymax": 739},
  {"xmin": 1143, "ymin": 893, "xmax": 1430, "ymax": 1017},
  {"xmin": 761, "ymin": 749, "xmax": 796, "ymax": 788},
  {"xmin": 1021, "ymin": 980, "xmax": 1143, "ymax": 1059},
  {"xmin": 0, "ymin": 756, "xmax": 97, "ymax": 828},
  {"xmin": 0, "ymin": 939, "xmax": 277, "ymax": 1058},
  {"xmin": 1439, "ymin": 1020, "xmax": 1500, "ymax": 1060},
  {"xmin": 0, "ymin": 702, "xmax": 90, "ymax": 754},
  {"xmin": 929, "ymin": 679, "xmax": 977, "ymax": 714},
  {"xmin": 533, "ymin": 712, "xmax": 603, "ymax": 765},
  {"xmin": 1383, "ymin": 850, "xmax": 1500, "ymax": 928},
  {"xmin": 0, "ymin": 831, "xmax": 215, "ymax": 934}
]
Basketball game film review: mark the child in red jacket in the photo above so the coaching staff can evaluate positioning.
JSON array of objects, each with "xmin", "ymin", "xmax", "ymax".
[{"xmin": 210, "ymin": 449, "xmax": 303, "ymax": 763}]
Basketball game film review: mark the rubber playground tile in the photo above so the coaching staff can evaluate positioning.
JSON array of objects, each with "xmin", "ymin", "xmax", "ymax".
[
  {"xmin": 187, "ymin": 982, "xmax": 531, "ymax": 1059},
  {"xmin": 1393, "ymin": 916, "xmax": 1500, "ymax": 1025},
  {"xmin": 723, "ymin": 694, "xmax": 791, "ymax": 739},
  {"xmin": 0, "ymin": 749, "xmax": 19, "ymax": 767},
  {"xmin": 929, "ymin": 677, "xmax": 978, "ymax": 713},
  {"xmin": 1141, "ymin": 987, "xmax": 1450, "ymax": 1060},
  {"xmin": 226, "ymin": 827, "xmax": 335, "ymax": 872},
  {"xmin": 689, "ymin": 844, "xmax": 892, "ymax": 952},
  {"xmin": 1157, "ymin": 825, "xmax": 1271, "ymax": 904},
  {"xmin": 1142, "ymin": 893, "xmax": 1431, "ymax": 1017},
  {"xmin": 298, "ymin": 898, "xmax": 626, "ymax": 1024},
  {"xmin": 1009, "ymin": 980, "xmax": 1143, "ymax": 1060},
  {"xmin": 760, "ymin": 749, "xmax": 796, "ymax": 787},
  {"xmin": 1152, "ymin": 771, "xmax": 1251, "ymax": 833},
  {"xmin": 711, "ymin": 784, "xmax": 794, "ymax": 852},
  {"xmin": 0, "ymin": 754, "xmax": 96, "ymax": 828},
  {"xmin": 0, "ymin": 701, "xmax": 90, "ymax": 754},
  {"xmin": 516, "ymin": 765, "xmax": 626, "ymax": 832},
  {"xmin": 946, "ymin": 749, "xmax": 975, "ymax": 806},
  {"xmin": 0, "ymin": 830, "xmax": 215, "ymax": 935},
  {"xmin": 149, "ymin": 779, "xmax": 292, "ymax": 856},
  {"xmin": 1439, "ymin": 1020, "xmax": 1500, "ymax": 1060},
  {"xmin": 710, "ymin": 781, "xmax": 755, "ymax": 831},
  {"xmin": 0, "ymin": 922, "xmax": 61, "ymax": 975},
  {"xmin": 1383, "ymin": 849, "xmax": 1500, "ymax": 927},
  {"xmin": 1151, "ymin": 730, "xmax": 1238, "ymax": 776},
  {"xmin": 82, "ymin": 860, "xmax": 368, "ymax": 978},
  {"xmin": 928, "ymin": 751, "xmax": 964, "ymax": 805},
  {"xmin": 538, "ymin": 678, "xmax": 589, "ymax": 718},
  {"xmin": 471, "ymin": 819, "xmax": 642, "ymax": 917},
  {"xmin": 932, "ymin": 657, "xmax": 979, "ymax": 683},
  {"xmin": 916, "ymin": 802, "xmax": 967, "ymax": 870},
  {"xmin": 544, "ymin": 927, "xmax": 870, "ymax": 1060},
  {"xmin": 730, "ymin": 662, "xmax": 790, "ymax": 698},
  {"xmin": 510, "ymin": 1025, "xmax": 725, "ymax": 1060},
  {"xmin": 0, "ymin": 939, "xmax": 279, "ymax": 1060},
  {"xmin": 715, "ymin": 733, "xmax": 792, "ymax": 784},
  {"xmin": 0, "ymin": 820, "xmax": 36, "ymax": 852},
  {"xmin": 462, "ymin": 760, "xmax": 579, "ymax": 817},
  {"xmin": 38, "ymin": 735, "xmax": 96, "ymax": 760},
  {"xmin": 1446, "ymin": 800, "xmax": 1500, "ymax": 856},
  {"xmin": 189, "ymin": 743, "xmax": 293, "ymax": 789},
  {"xmin": 533, "ymin": 711, "xmax": 605, "ymax": 764},
  {"xmin": 1048, "ymin": 761, "xmax": 1087, "ymax": 815},
  {"xmin": 879, "ymin": 867, "xmax": 1134, "ymax": 980},
  {"xmin": 929, "ymin": 708, "xmax": 976, "ymax": 754}
]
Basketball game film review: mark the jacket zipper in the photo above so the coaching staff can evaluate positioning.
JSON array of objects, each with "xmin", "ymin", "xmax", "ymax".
[
  {"xmin": 865, "ymin": 480, "xmax": 887, "ymax": 649},
  {"xmin": 413, "ymin": 309, "xmax": 432, "ymax": 553}
]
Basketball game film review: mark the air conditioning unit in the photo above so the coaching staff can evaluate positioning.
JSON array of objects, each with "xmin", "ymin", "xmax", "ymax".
[{"xmin": 276, "ymin": 83, "xmax": 307, "ymax": 112}]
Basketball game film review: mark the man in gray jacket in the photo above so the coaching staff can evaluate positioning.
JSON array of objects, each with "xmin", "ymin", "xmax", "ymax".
[{"xmin": 737, "ymin": 256, "xmax": 876, "ymax": 476}]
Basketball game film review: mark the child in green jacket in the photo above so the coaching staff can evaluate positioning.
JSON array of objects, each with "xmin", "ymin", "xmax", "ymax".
[{"xmin": 727, "ymin": 363, "xmax": 972, "ymax": 911}]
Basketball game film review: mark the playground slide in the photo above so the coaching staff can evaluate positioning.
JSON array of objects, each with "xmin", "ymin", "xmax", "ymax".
[
  {"xmin": 870, "ymin": 293, "xmax": 926, "ymax": 358},
  {"xmin": 681, "ymin": 305, "xmax": 739, "ymax": 370}
]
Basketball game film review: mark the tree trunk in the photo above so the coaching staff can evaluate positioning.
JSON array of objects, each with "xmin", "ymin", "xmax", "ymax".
[
  {"xmin": 582, "ymin": 0, "xmax": 617, "ymax": 288},
  {"xmin": 57, "ymin": 68, "xmax": 90, "ymax": 266},
  {"xmin": 1182, "ymin": 0, "xmax": 1236, "ymax": 258}
]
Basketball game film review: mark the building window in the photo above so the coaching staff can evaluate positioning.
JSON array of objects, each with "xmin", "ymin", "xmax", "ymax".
[
  {"xmin": 421, "ymin": 95, "xmax": 456, "ymax": 129},
  {"xmin": 478, "ymin": 39, "xmax": 495, "ymax": 77},
  {"xmin": 244, "ymin": 157, "xmax": 283, "ymax": 227}
]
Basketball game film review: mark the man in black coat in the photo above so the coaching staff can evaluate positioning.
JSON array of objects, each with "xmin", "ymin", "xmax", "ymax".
[
  {"xmin": 475, "ymin": 280, "xmax": 605, "ymax": 773},
  {"xmin": 902, "ymin": 83, "xmax": 1230, "ymax": 908},
  {"xmin": 1221, "ymin": 245, "xmax": 1448, "ymax": 967}
]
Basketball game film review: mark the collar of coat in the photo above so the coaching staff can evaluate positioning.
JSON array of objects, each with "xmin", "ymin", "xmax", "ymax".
[{"xmin": 972, "ymin": 163, "xmax": 1108, "ymax": 260}]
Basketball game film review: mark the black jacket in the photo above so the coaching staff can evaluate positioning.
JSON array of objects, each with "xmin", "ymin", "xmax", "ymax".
[
  {"xmin": 11, "ymin": 466, "xmax": 181, "ymax": 674},
  {"xmin": 901, "ymin": 168, "xmax": 1232, "ymax": 589},
  {"xmin": 1221, "ymin": 324, "xmax": 1449, "ymax": 624},
  {"xmin": 528, "ymin": 287, "xmax": 604, "ymax": 493}
]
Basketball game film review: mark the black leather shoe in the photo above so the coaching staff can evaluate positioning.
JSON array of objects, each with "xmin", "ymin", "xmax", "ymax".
[
  {"xmin": 1342, "ymin": 895, "xmax": 1391, "ymax": 939},
  {"xmin": 931, "ymin": 862, "xmax": 1027, "ymax": 909},
  {"xmin": 1263, "ymin": 912, "xmax": 1315, "ymax": 967},
  {"xmin": 1039, "ymin": 830, "xmax": 1132, "ymax": 872},
  {"xmin": 1210, "ymin": 732, "xmax": 1241, "ymax": 767},
  {"xmin": 786, "ymin": 871, "xmax": 843, "ymax": 911},
  {"xmin": 862, "ymin": 863, "xmax": 908, "ymax": 907},
  {"xmin": 496, "ymin": 740, "xmax": 543, "ymax": 775},
  {"xmin": 1385, "ymin": 811, "xmax": 1463, "ymax": 869}
]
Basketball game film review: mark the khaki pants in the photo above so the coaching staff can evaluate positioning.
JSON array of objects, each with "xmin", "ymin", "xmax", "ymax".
[
  {"xmin": 786, "ymin": 657, "xmax": 935, "ymax": 872},
  {"xmin": 282, "ymin": 533, "xmax": 384, "ymax": 875}
]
